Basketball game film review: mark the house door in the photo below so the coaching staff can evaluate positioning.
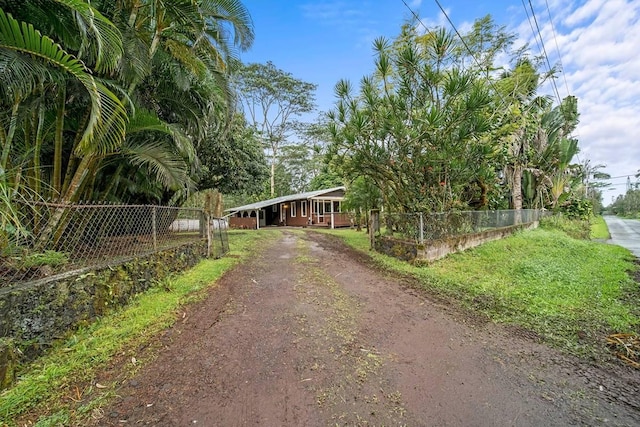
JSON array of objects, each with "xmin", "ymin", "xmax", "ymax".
[
  {"xmin": 314, "ymin": 200, "xmax": 324, "ymax": 223},
  {"xmin": 280, "ymin": 203, "xmax": 287, "ymax": 224}
]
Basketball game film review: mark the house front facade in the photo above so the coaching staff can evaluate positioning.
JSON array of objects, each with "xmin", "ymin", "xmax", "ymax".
[{"xmin": 227, "ymin": 187, "xmax": 350, "ymax": 230}]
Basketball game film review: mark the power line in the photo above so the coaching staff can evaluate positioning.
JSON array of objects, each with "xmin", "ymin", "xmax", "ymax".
[
  {"xmin": 544, "ymin": 0, "xmax": 571, "ymax": 97},
  {"xmin": 597, "ymin": 174, "xmax": 640, "ymax": 180},
  {"xmin": 521, "ymin": 1, "xmax": 544, "ymax": 59},
  {"xmin": 522, "ymin": 0, "xmax": 563, "ymax": 105},
  {"xmin": 426, "ymin": 0, "xmax": 510, "ymax": 110}
]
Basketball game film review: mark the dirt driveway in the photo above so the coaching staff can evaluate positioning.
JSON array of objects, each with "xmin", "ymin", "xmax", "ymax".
[{"xmin": 95, "ymin": 230, "xmax": 640, "ymax": 426}]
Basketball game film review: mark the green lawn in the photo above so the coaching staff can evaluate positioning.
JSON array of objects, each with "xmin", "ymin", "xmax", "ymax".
[
  {"xmin": 590, "ymin": 215, "xmax": 611, "ymax": 239},
  {"xmin": 321, "ymin": 225, "xmax": 639, "ymax": 357}
]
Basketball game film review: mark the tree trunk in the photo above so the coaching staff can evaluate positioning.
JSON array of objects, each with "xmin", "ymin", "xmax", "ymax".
[
  {"xmin": 510, "ymin": 164, "xmax": 523, "ymax": 225},
  {"xmin": 36, "ymin": 154, "xmax": 96, "ymax": 249},
  {"xmin": 32, "ymin": 97, "xmax": 45, "ymax": 197},
  {"xmin": 513, "ymin": 167, "xmax": 523, "ymax": 210},
  {"xmin": 270, "ymin": 159, "xmax": 275, "ymax": 197},
  {"xmin": 1, "ymin": 100, "xmax": 21, "ymax": 171},
  {"xmin": 509, "ymin": 164, "xmax": 523, "ymax": 211},
  {"xmin": 53, "ymin": 85, "xmax": 66, "ymax": 196}
]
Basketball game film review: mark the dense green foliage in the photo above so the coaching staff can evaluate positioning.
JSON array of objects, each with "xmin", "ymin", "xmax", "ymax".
[
  {"xmin": 197, "ymin": 113, "xmax": 269, "ymax": 195},
  {"xmin": 557, "ymin": 197, "xmax": 593, "ymax": 220},
  {"xmin": 1, "ymin": 0, "xmax": 254, "ymax": 203},
  {"xmin": 611, "ymin": 187, "xmax": 640, "ymax": 218},
  {"xmin": 327, "ymin": 17, "xmax": 587, "ymax": 215},
  {"xmin": 0, "ymin": 0, "xmax": 259, "ymax": 251}
]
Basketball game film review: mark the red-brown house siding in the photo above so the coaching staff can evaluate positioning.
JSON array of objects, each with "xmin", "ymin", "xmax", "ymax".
[
  {"xmin": 282, "ymin": 200, "xmax": 309, "ymax": 226},
  {"xmin": 226, "ymin": 187, "xmax": 349, "ymax": 229}
]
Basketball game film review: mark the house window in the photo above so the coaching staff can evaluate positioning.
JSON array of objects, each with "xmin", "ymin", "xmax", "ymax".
[
  {"xmin": 280, "ymin": 203, "xmax": 286, "ymax": 222},
  {"xmin": 272, "ymin": 204, "xmax": 277, "ymax": 212},
  {"xmin": 291, "ymin": 201, "xmax": 297, "ymax": 217},
  {"xmin": 333, "ymin": 201, "xmax": 341, "ymax": 213},
  {"xmin": 301, "ymin": 201, "xmax": 307, "ymax": 217}
]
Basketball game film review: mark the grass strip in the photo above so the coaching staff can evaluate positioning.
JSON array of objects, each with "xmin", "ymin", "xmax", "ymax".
[
  {"xmin": 590, "ymin": 215, "xmax": 611, "ymax": 239},
  {"xmin": 319, "ymin": 226, "xmax": 639, "ymax": 358},
  {"xmin": 0, "ymin": 229, "xmax": 280, "ymax": 426}
]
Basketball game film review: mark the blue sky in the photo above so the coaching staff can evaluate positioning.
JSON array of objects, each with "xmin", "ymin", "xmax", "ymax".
[{"xmin": 239, "ymin": 0, "xmax": 639, "ymax": 204}]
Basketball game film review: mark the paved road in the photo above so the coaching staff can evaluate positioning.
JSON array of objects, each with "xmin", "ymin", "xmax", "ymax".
[{"xmin": 604, "ymin": 215, "xmax": 640, "ymax": 257}]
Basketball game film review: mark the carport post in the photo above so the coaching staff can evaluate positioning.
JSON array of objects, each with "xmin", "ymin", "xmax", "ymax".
[{"xmin": 255, "ymin": 209, "xmax": 260, "ymax": 229}]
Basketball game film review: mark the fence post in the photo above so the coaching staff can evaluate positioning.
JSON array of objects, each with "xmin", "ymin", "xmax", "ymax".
[
  {"xmin": 152, "ymin": 206, "xmax": 157, "ymax": 251},
  {"xmin": 369, "ymin": 209, "xmax": 380, "ymax": 250},
  {"xmin": 419, "ymin": 212, "xmax": 424, "ymax": 245},
  {"xmin": 218, "ymin": 219, "xmax": 225, "ymax": 256},
  {"xmin": 206, "ymin": 212, "xmax": 212, "ymax": 258}
]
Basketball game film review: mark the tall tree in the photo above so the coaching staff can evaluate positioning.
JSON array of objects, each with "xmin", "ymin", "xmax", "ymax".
[
  {"xmin": 0, "ymin": 0, "xmax": 254, "ymax": 248},
  {"xmin": 197, "ymin": 113, "xmax": 268, "ymax": 196},
  {"xmin": 328, "ymin": 26, "xmax": 494, "ymax": 213},
  {"xmin": 233, "ymin": 61, "xmax": 317, "ymax": 197},
  {"xmin": 495, "ymin": 59, "xmax": 580, "ymax": 210}
]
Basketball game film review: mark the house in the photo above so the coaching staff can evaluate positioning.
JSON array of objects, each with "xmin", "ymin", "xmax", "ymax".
[{"xmin": 227, "ymin": 187, "xmax": 350, "ymax": 229}]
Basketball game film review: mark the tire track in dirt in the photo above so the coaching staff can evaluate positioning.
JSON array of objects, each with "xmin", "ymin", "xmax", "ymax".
[{"xmin": 93, "ymin": 230, "xmax": 640, "ymax": 426}]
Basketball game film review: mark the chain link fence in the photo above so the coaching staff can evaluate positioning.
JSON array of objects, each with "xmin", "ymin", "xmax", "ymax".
[
  {"xmin": 1, "ymin": 202, "xmax": 229, "ymax": 285},
  {"xmin": 380, "ymin": 209, "xmax": 545, "ymax": 243}
]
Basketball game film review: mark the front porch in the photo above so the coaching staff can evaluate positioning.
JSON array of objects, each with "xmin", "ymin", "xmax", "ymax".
[
  {"xmin": 308, "ymin": 212, "xmax": 351, "ymax": 228},
  {"xmin": 227, "ymin": 187, "xmax": 350, "ymax": 230}
]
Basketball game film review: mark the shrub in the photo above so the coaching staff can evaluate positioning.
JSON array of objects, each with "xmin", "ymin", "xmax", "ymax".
[
  {"xmin": 540, "ymin": 214, "xmax": 590, "ymax": 240},
  {"xmin": 558, "ymin": 197, "xmax": 592, "ymax": 221}
]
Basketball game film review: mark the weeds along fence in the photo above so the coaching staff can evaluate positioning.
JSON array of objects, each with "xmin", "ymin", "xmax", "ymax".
[
  {"xmin": 2, "ymin": 201, "xmax": 229, "ymax": 285},
  {"xmin": 380, "ymin": 209, "xmax": 545, "ymax": 244}
]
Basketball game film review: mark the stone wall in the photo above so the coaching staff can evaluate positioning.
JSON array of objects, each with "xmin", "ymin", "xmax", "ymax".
[
  {"xmin": 374, "ymin": 236, "xmax": 418, "ymax": 262},
  {"xmin": 375, "ymin": 222, "xmax": 538, "ymax": 263},
  {"xmin": 0, "ymin": 241, "xmax": 207, "ymax": 388}
]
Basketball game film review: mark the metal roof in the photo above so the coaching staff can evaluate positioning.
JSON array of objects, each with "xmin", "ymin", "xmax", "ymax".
[{"xmin": 225, "ymin": 186, "xmax": 345, "ymax": 213}]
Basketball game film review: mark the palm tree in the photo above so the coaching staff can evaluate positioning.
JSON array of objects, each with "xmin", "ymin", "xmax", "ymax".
[
  {"xmin": 0, "ymin": 2, "xmax": 128, "ymax": 248},
  {"xmin": 0, "ymin": 4, "xmax": 127, "ymax": 188},
  {"xmin": 0, "ymin": 0, "xmax": 254, "ymax": 247}
]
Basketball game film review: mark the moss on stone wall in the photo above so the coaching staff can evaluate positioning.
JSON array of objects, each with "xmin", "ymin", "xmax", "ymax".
[
  {"xmin": 375, "ymin": 223, "xmax": 536, "ymax": 264},
  {"xmin": 374, "ymin": 236, "xmax": 418, "ymax": 262},
  {"xmin": 0, "ymin": 241, "xmax": 207, "ymax": 388},
  {"xmin": 0, "ymin": 338, "xmax": 16, "ymax": 390}
]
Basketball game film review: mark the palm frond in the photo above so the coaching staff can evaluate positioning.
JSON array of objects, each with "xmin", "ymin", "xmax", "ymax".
[
  {"xmin": 0, "ymin": 9, "xmax": 127, "ymax": 155},
  {"xmin": 122, "ymin": 140, "xmax": 192, "ymax": 191},
  {"xmin": 126, "ymin": 108, "xmax": 198, "ymax": 170},
  {"xmin": 53, "ymin": 0, "xmax": 124, "ymax": 73},
  {"xmin": 199, "ymin": 0, "xmax": 255, "ymax": 50}
]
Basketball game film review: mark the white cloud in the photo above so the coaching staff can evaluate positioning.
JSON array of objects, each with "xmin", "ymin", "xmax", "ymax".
[
  {"xmin": 413, "ymin": 8, "xmax": 449, "ymax": 34},
  {"xmin": 519, "ymin": 0, "xmax": 640, "ymax": 200}
]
